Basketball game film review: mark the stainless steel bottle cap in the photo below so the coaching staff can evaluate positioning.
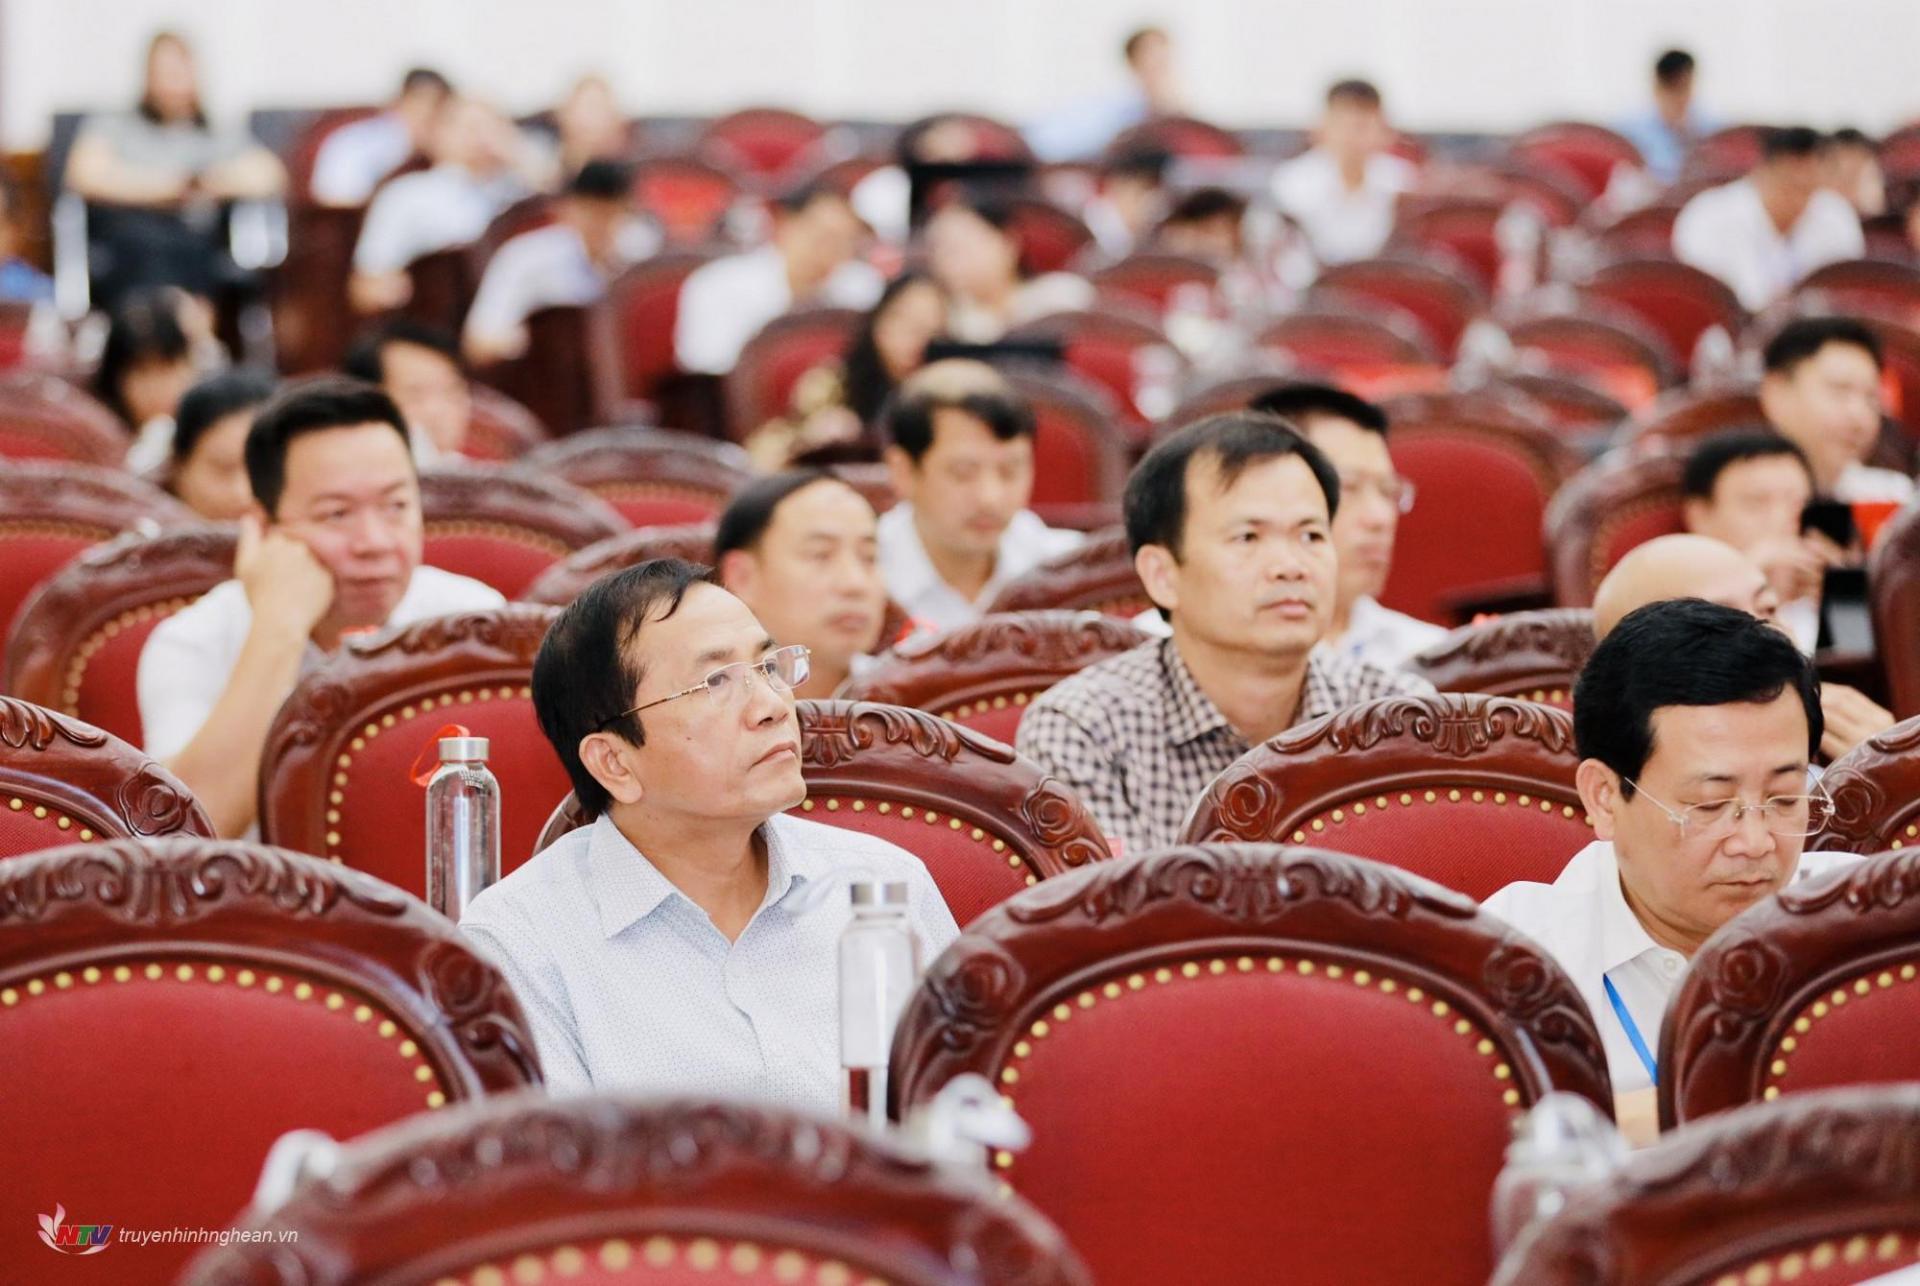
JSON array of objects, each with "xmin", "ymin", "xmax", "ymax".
[
  {"xmin": 438, "ymin": 736, "xmax": 490, "ymax": 762},
  {"xmin": 849, "ymin": 879, "xmax": 910, "ymax": 906}
]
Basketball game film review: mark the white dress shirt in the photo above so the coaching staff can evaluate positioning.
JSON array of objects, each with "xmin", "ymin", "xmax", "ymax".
[
  {"xmin": 673, "ymin": 245, "xmax": 883, "ymax": 375},
  {"xmin": 1832, "ymin": 463, "xmax": 1916, "ymax": 505},
  {"xmin": 309, "ymin": 113, "xmax": 413, "ymax": 206},
  {"xmin": 460, "ymin": 812, "xmax": 960, "ymax": 1108},
  {"xmin": 1480, "ymin": 840, "xmax": 1859, "ymax": 1096},
  {"xmin": 1327, "ymin": 595, "xmax": 1448, "ymax": 671},
  {"xmin": 1270, "ymin": 149, "xmax": 1417, "ymax": 266},
  {"xmin": 463, "ymin": 220, "xmax": 660, "ymax": 352},
  {"xmin": 875, "ymin": 503, "xmax": 1086, "ymax": 631},
  {"xmin": 137, "ymin": 566, "xmax": 504, "ymax": 762},
  {"xmin": 1672, "ymin": 179, "xmax": 1864, "ymax": 312},
  {"xmin": 353, "ymin": 165, "xmax": 528, "ymax": 274}
]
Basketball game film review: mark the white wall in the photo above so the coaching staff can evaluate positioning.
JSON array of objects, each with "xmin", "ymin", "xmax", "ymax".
[{"xmin": 4, "ymin": 0, "xmax": 1918, "ymax": 150}]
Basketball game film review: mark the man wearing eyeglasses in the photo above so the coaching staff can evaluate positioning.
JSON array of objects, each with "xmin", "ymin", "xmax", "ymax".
[
  {"xmin": 1481, "ymin": 598, "xmax": 1856, "ymax": 1138},
  {"xmin": 459, "ymin": 559, "xmax": 958, "ymax": 1108}
]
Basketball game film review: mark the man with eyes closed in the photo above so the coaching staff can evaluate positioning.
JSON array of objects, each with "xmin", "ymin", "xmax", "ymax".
[{"xmin": 137, "ymin": 377, "xmax": 503, "ymax": 837}]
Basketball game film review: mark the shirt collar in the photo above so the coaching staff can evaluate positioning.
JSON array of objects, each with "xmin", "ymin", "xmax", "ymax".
[
  {"xmin": 876, "ymin": 503, "xmax": 944, "ymax": 606},
  {"xmin": 1582, "ymin": 840, "xmax": 1672, "ymax": 973},
  {"xmin": 1158, "ymin": 639, "xmax": 1238, "ymax": 746},
  {"xmin": 588, "ymin": 813, "xmax": 830, "ymax": 939}
]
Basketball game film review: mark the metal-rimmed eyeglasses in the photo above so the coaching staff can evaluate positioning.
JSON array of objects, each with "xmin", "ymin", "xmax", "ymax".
[
  {"xmin": 1621, "ymin": 777, "xmax": 1835, "ymax": 840},
  {"xmin": 596, "ymin": 644, "xmax": 811, "ymax": 730}
]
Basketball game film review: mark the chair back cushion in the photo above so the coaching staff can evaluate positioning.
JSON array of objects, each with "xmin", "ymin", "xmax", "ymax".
[
  {"xmin": 606, "ymin": 250, "xmax": 720, "ymax": 398},
  {"xmin": 722, "ymin": 306, "xmax": 862, "ymax": 440},
  {"xmin": 1510, "ymin": 122, "xmax": 1646, "ymax": 202},
  {"xmin": 1504, "ymin": 308, "xmax": 1678, "ymax": 397},
  {"xmin": 1311, "ymin": 257, "xmax": 1487, "ymax": 357},
  {"xmin": 1092, "ymin": 252, "xmax": 1220, "ymax": 314},
  {"xmin": 842, "ymin": 611, "xmax": 1150, "ymax": 745},
  {"xmin": 1545, "ymin": 448, "xmax": 1689, "ymax": 606},
  {"xmin": 894, "ymin": 844, "xmax": 1612, "ymax": 1286},
  {"xmin": 630, "ymin": 155, "xmax": 748, "ymax": 246},
  {"xmin": 0, "ymin": 697, "xmax": 211, "ymax": 857},
  {"xmin": 1408, "ymin": 609, "xmax": 1596, "ymax": 708},
  {"xmin": 1583, "ymin": 259, "xmax": 1747, "ymax": 368},
  {"xmin": 1186, "ymin": 694, "xmax": 1588, "ymax": 900},
  {"xmin": 4, "ymin": 525, "xmax": 237, "ymax": 746},
  {"xmin": 419, "ymin": 466, "xmax": 629, "ymax": 599},
  {"xmin": 184, "ymin": 1096, "xmax": 1088, "ymax": 1286},
  {"xmin": 0, "ymin": 372, "xmax": 129, "ymax": 465},
  {"xmin": 1000, "ymin": 369, "xmax": 1128, "ymax": 512},
  {"xmin": 1011, "ymin": 308, "xmax": 1183, "ymax": 432},
  {"xmin": 1494, "ymin": 1086, "xmax": 1920, "ymax": 1286},
  {"xmin": 521, "ymin": 427, "xmax": 755, "ymax": 529},
  {"xmin": 1870, "ymin": 502, "xmax": 1920, "ymax": 718},
  {"xmin": 0, "ymin": 839, "xmax": 539, "ymax": 1285},
  {"xmin": 700, "ymin": 107, "xmax": 828, "ymax": 179},
  {"xmin": 261, "ymin": 606, "xmax": 563, "ymax": 890}
]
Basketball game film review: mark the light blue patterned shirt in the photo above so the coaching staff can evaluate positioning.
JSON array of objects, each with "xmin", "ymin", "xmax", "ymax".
[{"xmin": 461, "ymin": 812, "xmax": 959, "ymax": 1112}]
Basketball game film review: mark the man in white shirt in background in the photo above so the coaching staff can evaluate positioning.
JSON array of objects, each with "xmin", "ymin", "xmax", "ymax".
[
  {"xmin": 308, "ymin": 67, "xmax": 452, "ymax": 207},
  {"xmin": 462, "ymin": 159, "xmax": 659, "ymax": 366},
  {"xmin": 137, "ymin": 378, "xmax": 504, "ymax": 837},
  {"xmin": 1680, "ymin": 430, "xmax": 1829, "ymax": 652},
  {"xmin": 1251, "ymin": 383, "xmax": 1444, "ymax": 669},
  {"xmin": 673, "ymin": 184, "xmax": 881, "ymax": 376},
  {"xmin": 343, "ymin": 319, "xmax": 473, "ymax": 463},
  {"xmin": 1270, "ymin": 79, "xmax": 1416, "ymax": 267},
  {"xmin": 1673, "ymin": 127, "xmax": 1864, "ymax": 312},
  {"xmin": 876, "ymin": 360, "xmax": 1083, "ymax": 630},
  {"xmin": 1482, "ymin": 599, "xmax": 1855, "ymax": 1142},
  {"xmin": 461, "ymin": 559, "xmax": 957, "ymax": 1105},
  {"xmin": 1758, "ymin": 316, "xmax": 1915, "ymax": 505},
  {"xmin": 349, "ymin": 96, "xmax": 553, "ymax": 314}
]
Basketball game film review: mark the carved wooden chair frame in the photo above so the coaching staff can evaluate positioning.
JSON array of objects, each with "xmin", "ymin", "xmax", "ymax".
[
  {"xmin": 1816, "ymin": 716, "xmax": 1920, "ymax": 854},
  {"xmin": 518, "ymin": 521, "xmax": 717, "ymax": 606},
  {"xmin": 418, "ymin": 465, "xmax": 629, "ymax": 568},
  {"xmin": 1408, "ymin": 609, "xmax": 1597, "ymax": 707},
  {"xmin": 519, "ymin": 426, "xmax": 755, "ymax": 526},
  {"xmin": 1870, "ymin": 506, "xmax": 1920, "ymax": 719},
  {"xmin": 984, "ymin": 527, "xmax": 1148, "ymax": 618},
  {"xmin": 0, "ymin": 371, "xmax": 130, "ymax": 466},
  {"xmin": 0, "ymin": 697, "xmax": 212, "ymax": 851},
  {"xmin": 1544, "ymin": 448, "xmax": 1688, "ymax": 607}
]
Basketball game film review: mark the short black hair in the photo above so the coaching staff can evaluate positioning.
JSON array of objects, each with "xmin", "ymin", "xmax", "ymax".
[
  {"xmin": 172, "ymin": 367, "xmax": 276, "ymax": 464},
  {"xmin": 1161, "ymin": 186, "xmax": 1247, "ymax": 226},
  {"xmin": 532, "ymin": 558, "xmax": 718, "ymax": 819},
  {"xmin": 882, "ymin": 366, "xmax": 1035, "ymax": 464},
  {"xmin": 1104, "ymin": 147, "xmax": 1171, "ymax": 185},
  {"xmin": 244, "ymin": 375, "xmax": 412, "ymax": 515},
  {"xmin": 401, "ymin": 67, "xmax": 452, "ymax": 97},
  {"xmin": 773, "ymin": 181, "xmax": 851, "ymax": 217},
  {"xmin": 1327, "ymin": 79, "xmax": 1383, "ymax": 109},
  {"xmin": 1826, "ymin": 127, "xmax": 1875, "ymax": 151},
  {"xmin": 92, "ymin": 288, "xmax": 191, "ymax": 426},
  {"xmin": 567, "ymin": 158, "xmax": 633, "ymax": 201},
  {"xmin": 1681, "ymin": 429, "xmax": 1813, "ymax": 501},
  {"xmin": 1763, "ymin": 126, "xmax": 1825, "ymax": 162},
  {"xmin": 342, "ymin": 318, "xmax": 464, "ymax": 384},
  {"xmin": 713, "ymin": 469, "xmax": 837, "ymax": 561},
  {"xmin": 1249, "ymin": 382, "xmax": 1389, "ymax": 436},
  {"xmin": 1125, "ymin": 411, "xmax": 1342, "ymax": 562},
  {"xmin": 1573, "ymin": 598, "xmax": 1821, "ymax": 796},
  {"xmin": 1763, "ymin": 316, "xmax": 1883, "ymax": 376},
  {"xmin": 1654, "ymin": 49, "xmax": 1696, "ymax": 85},
  {"xmin": 1123, "ymin": 26, "xmax": 1166, "ymax": 64},
  {"xmin": 0, "ymin": 167, "xmax": 19, "ymax": 221}
]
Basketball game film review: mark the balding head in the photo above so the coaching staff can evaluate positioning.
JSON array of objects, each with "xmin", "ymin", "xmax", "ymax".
[{"xmin": 1592, "ymin": 534, "xmax": 1779, "ymax": 639}]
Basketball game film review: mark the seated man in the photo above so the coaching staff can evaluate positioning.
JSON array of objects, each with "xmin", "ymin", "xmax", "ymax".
[
  {"xmin": 1270, "ymin": 79, "xmax": 1416, "ymax": 267},
  {"xmin": 1481, "ymin": 599, "xmax": 1855, "ymax": 1138},
  {"xmin": 1252, "ymin": 383, "xmax": 1445, "ymax": 670},
  {"xmin": 1018, "ymin": 412, "xmax": 1433, "ymax": 854},
  {"xmin": 460, "ymin": 559, "xmax": 957, "ymax": 1103},
  {"xmin": 876, "ymin": 360, "xmax": 1084, "ymax": 630},
  {"xmin": 673, "ymin": 184, "xmax": 882, "ymax": 376},
  {"xmin": 1614, "ymin": 49, "xmax": 1719, "ymax": 187},
  {"xmin": 714, "ymin": 470, "xmax": 891, "ymax": 698},
  {"xmin": 1673, "ymin": 127, "xmax": 1863, "ymax": 311},
  {"xmin": 309, "ymin": 67, "xmax": 452, "ymax": 208},
  {"xmin": 1758, "ymin": 317, "xmax": 1914, "ymax": 504},
  {"xmin": 343, "ymin": 319, "xmax": 472, "ymax": 462},
  {"xmin": 137, "ymin": 378, "xmax": 505, "ymax": 837},
  {"xmin": 1681, "ymin": 430, "xmax": 1828, "ymax": 650},
  {"xmin": 1083, "ymin": 147, "xmax": 1171, "ymax": 258},
  {"xmin": 461, "ymin": 159, "xmax": 659, "ymax": 366}
]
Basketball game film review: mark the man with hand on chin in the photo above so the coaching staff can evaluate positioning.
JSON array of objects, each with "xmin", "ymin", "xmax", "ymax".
[
  {"xmin": 460, "ymin": 560, "xmax": 957, "ymax": 1106},
  {"xmin": 136, "ymin": 378, "xmax": 503, "ymax": 837}
]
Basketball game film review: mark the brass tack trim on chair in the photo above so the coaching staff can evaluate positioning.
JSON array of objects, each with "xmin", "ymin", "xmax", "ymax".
[
  {"xmin": 798, "ymin": 796, "xmax": 1040, "ymax": 886},
  {"xmin": 1762, "ymin": 963, "xmax": 1920, "ymax": 1101},
  {"xmin": 426, "ymin": 520, "xmax": 569, "ymax": 558},
  {"xmin": 61, "ymin": 596, "xmax": 194, "ymax": 712},
  {"xmin": 1709, "ymin": 1232, "xmax": 1910, "ymax": 1285},
  {"xmin": 430, "ymin": 1236, "xmax": 877, "ymax": 1285},
  {"xmin": 1287, "ymin": 790, "xmax": 1590, "ymax": 843},
  {"xmin": 5, "ymin": 796, "xmax": 96, "ymax": 841}
]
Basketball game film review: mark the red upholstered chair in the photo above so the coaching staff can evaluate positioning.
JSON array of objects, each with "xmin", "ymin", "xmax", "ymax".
[
  {"xmin": 1000, "ymin": 367, "xmax": 1128, "ymax": 516},
  {"xmin": 417, "ymin": 466, "xmax": 628, "ymax": 599},
  {"xmin": 1480, "ymin": 372, "xmax": 1632, "ymax": 430},
  {"xmin": 1104, "ymin": 114, "xmax": 1244, "ymax": 160},
  {"xmin": 519, "ymin": 426, "xmax": 754, "ymax": 528},
  {"xmin": 1310, "ymin": 256, "xmax": 1488, "ymax": 358},
  {"xmin": 0, "ymin": 460, "xmax": 191, "ymax": 645},
  {"xmin": 1010, "ymin": 308, "xmax": 1186, "ymax": 435},
  {"xmin": 259, "ymin": 605, "xmax": 563, "ymax": 885},
  {"xmin": 536, "ymin": 700, "xmax": 1110, "ymax": 928},
  {"xmin": 892, "ymin": 843, "xmax": 1613, "ymax": 1286},
  {"xmin": 1588, "ymin": 202, "xmax": 1683, "ymax": 262},
  {"xmin": 1008, "ymin": 198, "xmax": 1096, "ymax": 275},
  {"xmin": 1662, "ymin": 851, "xmax": 1920, "ymax": 1130},
  {"xmin": 396, "ymin": 243, "xmax": 481, "ymax": 336},
  {"xmin": 461, "ymin": 384, "xmax": 551, "ymax": 461},
  {"xmin": 474, "ymin": 302, "xmax": 625, "ymax": 439},
  {"xmin": 1157, "ymin": 370, "xmax": 1299, "ymax": 428},
  {"xmin": 1816, "ymin": 716, "xmax": 1920, "ymax": 856},
  {"xmin": 840, "ymin": 611, "xmax": 1150, "ymax": 744},
  {"xmin": 1684, "ymin": 124, "xmax": 1771, "ymax": 182},
  {"xmin": 901, "ymin": 111, "xmax": 1035, "ymax": 163},
  {"xmin": 1390, "ymin": 198, "xmax": 1508, "ymax": 293},
  {"xmin": 184, "ymin": 1096, "xmax": 1089, "ymax": 1286},
  {"xmin": 1624, "ymin": 385, "xmax": 1767, "ymax": 447},
  {"xmin": 1504, "ymin": 307, "xmax": 1681, "ymax": 399},
  {"xmin": 0, "ymin": 838, "xmax": 539, "ymax": 1286},
  {"xmin": 1509, "ymin": 122, "xmax": 1646, "ymax": 203},
  {"xmin": 4, "ymin": 524, "xmax": 237, "ymax": 746},
  {"xmin": 1544, "ymin": 448, "xmax": 1688, "ymax": 606},
  {"xmin": 604, "ymin": 249, "xmax": 720, "ymax": 407},
  {"xmin": 0, "ymin": 371, "xmax": 128, "ymax": 465},
  {"xmin": 984, "ymin": 527, "xmax": 1148, "ymax": 618},
  {"xmin": 1581, "ymin": 260, "xmax": 1747, "ymax": 371},
  {"xmin": 1375, "ymin": 402, "xmax": 1581, "ymax": 624},
  {"xmin": 1796, "ymin": 258, "xmax": 1920, "ymax": 326},
  {"xmin": 519, "ymin": 521, "xmax": 717, "ymax": 606},
  {"xmin": 698, "ymin": 107, "xmax": 828, "ymax": 182},
  {"xmin": 722, "ymin": 306, "xmax": 861, "ymax": 441},
  {"xmin": 629, "ymin": 153, "xmax": 750, "ymax": 246},
  {"xmin": 1870, "ymin": 502, "xmax": 1920, "ymax": 717},
  {"xmin": 1091, "ymin": 251, "xmax": 1222, "ymax": 314},
  {"xmin": 0, "ymin": 696, "xmax": 212, "ymax": 856},
  {"xmin": 1494, "ymin": 1086, "xmax": 1920, "ymax": 1286},
  {"xmin": 1183, "ymin": 694, "xmax": 1589, "ymax": 900},
  {"xmin": 1407, "ymin": 609, "xmax": 1597, "ymax": 709}
]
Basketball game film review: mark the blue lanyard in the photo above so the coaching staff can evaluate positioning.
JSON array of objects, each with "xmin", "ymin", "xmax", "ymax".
[{"xmin": 1603, "ymin": 975, "xmax": 1658, "ymax": 1087}]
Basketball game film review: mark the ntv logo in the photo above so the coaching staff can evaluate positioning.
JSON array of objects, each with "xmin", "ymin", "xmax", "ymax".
[{"xmin": 38, "ymin": 1203, "xmax": 113, "ymax": 1255}]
